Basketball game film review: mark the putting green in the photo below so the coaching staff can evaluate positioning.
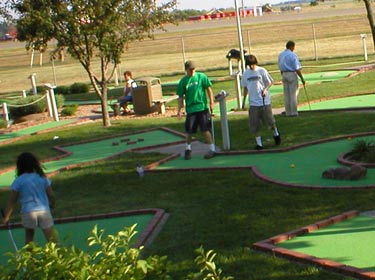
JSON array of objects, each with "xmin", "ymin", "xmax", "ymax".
[
  {"xmin": 300, "ymin": 94, "xmax": 375, "ymax": 111},
  {"xmin": 0, "ymin": 119, "xmax": 76, "ymax": 143},
  {"xmin": 0, "ymin": 129, "xmax": 184, "ymax": 189},
  {"xmin": 155, "ymin": 134, "xmax": 375, "ymax": 188},
  {"xmin": 0, "ymin": 212, "xmax": 158, "ymax": 265},
  {"xmin": 278, "ymin": 214, "xmax": 375, "ymax": 272}
]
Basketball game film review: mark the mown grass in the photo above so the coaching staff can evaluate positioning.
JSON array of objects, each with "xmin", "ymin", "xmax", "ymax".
[{"xmin": 2, "ymin": 110, "xmax": 375, "ymax": 279}]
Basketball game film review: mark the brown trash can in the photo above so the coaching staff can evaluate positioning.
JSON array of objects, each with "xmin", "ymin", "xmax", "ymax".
[{"xmin": 132, "ymin": 77, "xmax": 163, "ymax": 115}]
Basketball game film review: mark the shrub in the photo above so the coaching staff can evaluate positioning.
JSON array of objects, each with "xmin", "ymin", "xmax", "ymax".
[
  {"xmin": 36, "ymin": 85, "xmax": 48, "ymax": 94},
  {"xmin": 55, "ymin": 85, "xmax": 71, "ymax": 95},
  {"xmin": 61, "ymin": 104, "xmax": 78, "ymax": 116},
  {"xmin": 350, "ymin": 139, "xmax": 375, "ymax": 163},
  {"xmin": 70, "ymin": 82, "xmax": 90, "ymax": 94},
  {"xmin": 0, "ymin": 225, "xmax": 233, "ymax": 280},
  {"xmin": 8, "ymin": 94, "xmax": 65, "ymax": 119},
  {"xmin": 0, "ymin": 117, "xmax": 7, "ymax": 128}
]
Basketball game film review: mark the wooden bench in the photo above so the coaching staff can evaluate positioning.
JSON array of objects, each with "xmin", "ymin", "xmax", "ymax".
[{"xmin": 152, "ymin": 95, "xmax": 178, "ymax": 114}]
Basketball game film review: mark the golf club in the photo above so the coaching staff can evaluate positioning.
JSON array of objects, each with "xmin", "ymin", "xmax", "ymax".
[
  {"xmin": 303, "ymin": 84, "xmax": 312, "ymax": 111},
  {"xmin": 210, "ymin": 108, "xmax": 215, "ymax": 147},
  {"xmin": 1, "ymin": 208, "xmax": 19, "ymax": 251}
]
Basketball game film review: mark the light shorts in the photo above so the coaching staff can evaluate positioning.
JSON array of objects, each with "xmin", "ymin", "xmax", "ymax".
[
  {"xmin": 248, "ymin": 105, "xmax": 276, "ymax": 134},
  {"xmin": 22, "ymin": 210, "xmax": 54, "ymax": 229}
]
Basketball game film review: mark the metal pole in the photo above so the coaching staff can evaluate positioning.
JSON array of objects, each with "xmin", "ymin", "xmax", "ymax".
[
  {"xmin": 234, "ymin": 0, "xmax": 246, "ymax": 74},
  {"xmin": 181, "ymin": 36, "xmax": 186, "ymax": 70},
  {"xmin": 312, "ymin": 24, "xmax": 318, "ymax": 61}
]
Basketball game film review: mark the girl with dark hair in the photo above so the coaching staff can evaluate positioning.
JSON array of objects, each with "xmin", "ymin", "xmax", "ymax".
[{"xmin": 2, "ymin": 152, "xmax": 58, "ymax": 245}]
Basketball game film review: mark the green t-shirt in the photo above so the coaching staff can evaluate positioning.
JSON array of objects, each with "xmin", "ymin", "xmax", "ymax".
[{"xmin": 177, "ymin": 72, "xmax": 212, "ymax": 114}]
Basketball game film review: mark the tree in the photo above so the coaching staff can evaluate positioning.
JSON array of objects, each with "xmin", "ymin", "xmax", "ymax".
[
  {"xmin": 11, "ymin": 0, "xmax": 177, "ymax": 126},
  {"xmin": 363, "ymin": 0, "xmax": 375, "ymax": 52}
]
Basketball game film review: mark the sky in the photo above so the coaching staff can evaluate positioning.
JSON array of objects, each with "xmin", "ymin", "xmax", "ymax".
[{"xmin": 158, "ymin": 0, "xmax": 281, "ymax": 11}]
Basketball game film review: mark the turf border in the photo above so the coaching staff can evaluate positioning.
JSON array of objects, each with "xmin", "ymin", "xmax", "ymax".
[
  {"xmin": 0, "ymin": 208, "xmax": 167, "ymax": 248},
  {"xmin": 252, "ymin": 210, "xmax": 375, "ymax": 280}
]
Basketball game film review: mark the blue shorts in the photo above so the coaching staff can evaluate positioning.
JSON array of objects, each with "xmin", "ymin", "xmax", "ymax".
[
  {"xmin": 118, "ymin": 95, "xmax": 132, "ymax": 106},
  {"xmin": 185, "ymin": 109, "xmax": 211, "ymax": 134}
]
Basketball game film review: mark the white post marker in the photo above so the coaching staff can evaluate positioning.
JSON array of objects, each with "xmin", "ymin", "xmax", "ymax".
[
  {"xmin": 215, "ymin": 90, "xmax": 231, "ymax": 151},
  {"xmin": 45, "ymin": 83, "xmax": 60, "ymax": 122},
  {"xmin": 360, "ymin": 34, "xmax": 368, "ymax": 61},
  {"xmin": 2, "ymin": 102, "xmax": 9, "ymax": 122},
  {"xmin": 29, "ymin": 73, "xmax": 37, "ymax": 95},
  {"xmin": 45, "ymin": 90, "xmax": 53, "ymax": 118}
]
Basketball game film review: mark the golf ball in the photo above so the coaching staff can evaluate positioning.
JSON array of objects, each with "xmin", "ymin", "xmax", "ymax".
[{"xmin": 290, "ymin": 164, "xmax": 295, "ymax": 168}]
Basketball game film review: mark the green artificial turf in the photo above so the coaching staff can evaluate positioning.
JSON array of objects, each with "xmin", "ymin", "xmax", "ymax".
[
  {"xmin": 278, "ymin": 214, "xmax": 375, "ymax": 271},
  {"xmin": 0, "ymin": 129, "xmax": 184, "ymax": 188},
  {"xmin": 0, "ymin": 119, "xmax": 76, "ymax": 143},
  {"xmin": 0, "ymin": 214, "xmax": 154, "ymax": 265}
]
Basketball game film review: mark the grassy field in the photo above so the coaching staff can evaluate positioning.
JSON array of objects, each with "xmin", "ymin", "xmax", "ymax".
[{"xmin": 0, "ymin": 0, "xmax": 374, "ymax": 94}]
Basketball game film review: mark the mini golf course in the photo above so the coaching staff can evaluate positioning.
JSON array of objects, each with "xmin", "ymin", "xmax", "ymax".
[{"xmin": 1, "ymin": 68, "xmax": 374, "ymax": 278}]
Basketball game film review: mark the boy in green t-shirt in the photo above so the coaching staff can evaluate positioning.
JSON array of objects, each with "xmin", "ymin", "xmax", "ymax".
[{"xmin": 176, "ymin": 60, "xmax": 216, "ymax": 160}]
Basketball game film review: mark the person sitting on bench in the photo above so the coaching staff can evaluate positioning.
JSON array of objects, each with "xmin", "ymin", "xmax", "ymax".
[{"xmin": 117, "ymin": 71, "xmax": 137, "ymax": 115}]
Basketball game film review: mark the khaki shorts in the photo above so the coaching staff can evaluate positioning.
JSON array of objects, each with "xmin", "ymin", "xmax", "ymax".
[
  {"xmin": 248, "ymin": 105, "xmax": 275, "ymax": 134},
  {"xmin": 22, "ymin": 210, "xmax": 54, "ymax": 229}
]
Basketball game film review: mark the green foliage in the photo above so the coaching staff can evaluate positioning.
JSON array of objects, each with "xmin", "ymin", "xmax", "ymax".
[
  {"xmin": 36, "ymin": 85, "xmax": 47, "ymax": 94},
  {"xmin": 60, "ymin": 104, "xmax": 78, "ymax": 116},
  {"xmin": 55, "ymin": 85, "xmax": 70, "ymax": 95},
  {"xmin": 350, "ymin": 139, "xmax": 375, "ymax": 163},
  {"xmin": 188, "ymin": 247, "xmax": 234, "ymax": 280},
  {"xmin": 8, "ymin": 94, "xmax": 65, "ymax": 119},
  {"xmin": 70, "ymin": 83, "xmax": 90, "ymax": 94},
  {"xmin": 0, "ymin": 117, "xmax": 7, "ymax": 128},
  {"xmin": 0, "ymin": 224, "xmax": 231, "ymax": 280}
]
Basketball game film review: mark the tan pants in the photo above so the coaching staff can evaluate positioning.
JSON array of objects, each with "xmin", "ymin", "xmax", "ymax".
[{"xmin": 282, "ymin": 72, "xmax": 299, "ymax": 116}]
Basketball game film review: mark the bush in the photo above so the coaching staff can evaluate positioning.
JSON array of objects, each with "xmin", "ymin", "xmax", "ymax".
[
  {"xmin": 55, "ymin": 85, "xmax": 71, "ymax": 95},
  {"xmin": 350, "ymin": 139, "xmax": 375, "ymax": 163},
  {"xmin": 0, "ymin": 225, "xmax": 233, "ymax": 280},
  {"xmin": 8, "ymin": 94, "xmax": 65, "ymax": 119},
  {"xmin": 36, "ymin": 85, "xmax": 48, "ymax": 94},
  {"xmin": 61, "ymin": 104, "xmax": 78, "ymax": 116},
  {"xmin": 70, "ymin": 82, "xmax": 90, "ymax": 94},
  {"xmin": 0, "ymin": 117, "xmax": 7, "ymax": 128}
]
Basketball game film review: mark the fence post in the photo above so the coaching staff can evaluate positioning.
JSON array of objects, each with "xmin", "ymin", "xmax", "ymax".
[
  {"xmin": 360, "ymin": 34, "xmax": 368, "ymax": 61},
  {"xmin": 2, "ymin": 102, "xmax": 9, "ymax": 122},
  {"xmin": 45, "ymin": 83, "xmax": 60, "ymax": 122},
  {"xmin": 29, "ymin": 73, "xmax": 37, "ymax": 95}
]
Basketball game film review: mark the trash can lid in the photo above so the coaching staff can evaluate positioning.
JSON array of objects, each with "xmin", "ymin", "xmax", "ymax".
[{"xmin": 135, "ymin": 77, "xmax": 161, "ymax": 85}]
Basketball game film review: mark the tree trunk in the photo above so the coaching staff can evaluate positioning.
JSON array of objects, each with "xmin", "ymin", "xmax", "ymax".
[
  {"xmin": 100, "ymin": 84, "xmax": 111, "ymax": 127},
  {"xmin": 363, "ymin": 0, "xmax": 375, "ymax": 52}
]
